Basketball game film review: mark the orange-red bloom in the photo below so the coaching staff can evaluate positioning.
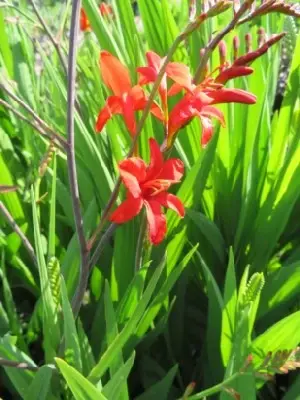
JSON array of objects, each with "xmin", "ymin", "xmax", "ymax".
[
  {"xmin": 110, "ymin": 138, "xmax": 184, "ymax": 244},
  {"xmin": 137, "ymin": 51, "xmax": 194, "ymax": 109},
  {"xmin": 168, "ymin": 84, "xmax": 256, "ymax": 147},
  {"xmin": 96, "ymin": 51, "xmax": 163, "ymax": 135},
  {"xmin": 80, "ymin": 9, "xmax": 90, "ymax": 31},
  {"xmin": 80, "ymin": 3, "xmax": 113, "ymax": 32}
]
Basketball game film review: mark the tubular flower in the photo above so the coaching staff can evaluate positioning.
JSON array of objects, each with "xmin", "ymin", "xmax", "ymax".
[
  {"xmin": 96, "ymin": 51, "xmax": 163, "ymax": 136},
  {"xmin": 137, "ymin": 51, "xmax": 194, "ymax": 110},
  {"xmin": 80, "ymin": 9, "xmax": 90, "ymax": 31},
  {"xmin": 168, "ymin": 83, "xmax": 256, "ymax": 147},
  {"xmin": 110, "ymin": 138, "xmax": 185, "ymax": 245}
]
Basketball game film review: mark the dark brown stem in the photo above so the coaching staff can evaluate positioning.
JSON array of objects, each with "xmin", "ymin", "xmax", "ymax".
[
  {"xmin": 65, "ymin": 0, "xmax": 89, "ymax": 317},
  {"xmin": 0, "ymin": 99, "xmax": 67, "ymax": 150},
  {"xmin": 0, "ymin": 201, "xmax": 37, "ymax": 267},
  {"xmin": 28, "ymin": 0, "xmax": 68, "ymax": 75},
  {"xmin": 0, "ymin": 357, "xmax": 38, "ymax": 371},
  {"xmin": 194, "ymin": 2, "xmax": 251, "ymax": 83}
]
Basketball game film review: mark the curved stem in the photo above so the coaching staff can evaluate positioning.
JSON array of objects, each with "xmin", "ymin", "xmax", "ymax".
[{"xmin": 64, "ymin": 0, "xmax": 89, "ymax": 317}]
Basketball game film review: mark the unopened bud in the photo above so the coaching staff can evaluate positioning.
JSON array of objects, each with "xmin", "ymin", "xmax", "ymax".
[
  {"xmin": 189, "ymin": 0, "xmax": 197, "ymax": 20},
  {"xmin": 257, "ymin": 27, "xmax": 266, "ymax": 47},
  {"xmin": 233, "ymin": 0, "xmax": 240, "ymax": 13},
  {"xmin": 245, "ymin": 33, "xmax": 252, "ymax": 53},
  {"xmin": 233, "ymin": 36, "xmax": 240, "ymax": 60},
  {"xmin": 218, "ymin": 41, "xmax": 227, "ymax": 65}
]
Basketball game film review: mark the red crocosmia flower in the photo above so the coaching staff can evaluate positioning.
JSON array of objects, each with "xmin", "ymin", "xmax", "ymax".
[
  {"xmin": 96, "ymin": 51, "xmax": 163, "ymax": 135},
  {"xmin": 110, "ymin": 138, "xmax": 185, "ymax": 245},
  {"xmin": 80, "ymin": 9, "xmax": 90, "ymax": 31},
  {"xmin": 168, "ymin": 85, "xmax": 256, "ymax": 147},
  {"xmin": 137, "ymin": 51, "xmax": 194, "ymax": 110},
  {"xmin": 100, "ymin": 2, "xmax": 113, "ymax": 17}
]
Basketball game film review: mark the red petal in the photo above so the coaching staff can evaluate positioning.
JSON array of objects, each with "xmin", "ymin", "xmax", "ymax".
[
  {"xmin": 121, "ymin": 93, "xmax": 136, "ymax": 135},
  {"xmin": 119, "ymin": 157, "xmax": 147, "ymax": 182},
  {"xmin": 137, "ymin": 66, "xmax": 157, "ymax": 85},
  {"xmin": 130, "ymin": 85, "xmax": 164, "ymax": 121},
  {"xmin": 146, "ymin": 138, "xmax": 164, "ymax": 179},
  {"xmin": 201, "ymin": 106, "xmax": 225, "ymax": 127},
  {"xmin": 146, "ymin": 51, "xmax": 163, "ymax": 71},
  {"xmin": 154, "ymin": 192, "xmax": 185, "ymax": 217},
  {"xmin": 208, "ymin": 88, "xmax": 256, "ymax": 104},
  {"xmin": 159, "ymin": 158, "xmax": 184, "ymax": 181},
  {"xmin": 95, "ymin": 96, "xmax": 122, "ymax": 132},
  {"xmin": 119, "ymin": 158, "xmax": 147, "ymax": 197},
  {"xmin": 166, "ymin": 62, "xmax": 194, "ymax": 91},
  {"xmin": 110, "ymin": 196, "xmax": 143, "ymax": 223},
  {"xmin": 80, "ymin": 9, "xmax": 90, "ymax": 31},
  {"xmin": 168, "ymin": 96, "xmax": 199, "ymax": 135},
  {"xmin": 144, "ymin": 200, "xmax": 167, "ymax": 245},
  {"xmin": 168, "ymin": 83, "xmax": 184, "ymax": 97},
  {"xmin": 100, "ymin": 51, "xmax": 131, "ymax": 95},
  {"xmin": 215, "ymin": 66, "xmax": 253, "ymax": 84},
  {"xmin": 200, "ymin": 116, "xmax": 214, "ymax": 147}
]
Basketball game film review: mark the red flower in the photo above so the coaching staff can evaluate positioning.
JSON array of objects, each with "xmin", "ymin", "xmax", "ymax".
[
  {"xmin": 110, "ymin": 138, "xmax": 184, "ymax": 244},
  {"xmin": 168, "ymin": 78, "xmax": 256, "ymax": 147},
  {"xmin": 137, "ymin": 51, "xmax": 194, "ymax": 110},
  {"xmin": 99, "ymin": 2, "xmax": 113, "ymax": 17},
  {"xmin": 96, "ymin": 51, "xmax": 163, "ymax": 135},
  {"xmin": 80, "ymin": 9, "xmax": 90, "ymax": 31}
]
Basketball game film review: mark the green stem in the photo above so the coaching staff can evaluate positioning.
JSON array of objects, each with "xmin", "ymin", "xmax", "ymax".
[
  {"xmin": 135, "ymin": 212, "xmax": 148, "ymax": 272},
  {"xmin": 183, "ymin": 372, "xmax": 252, "ymax": 399}
]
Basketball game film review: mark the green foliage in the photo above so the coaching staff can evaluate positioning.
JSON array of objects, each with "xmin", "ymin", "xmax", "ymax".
[{"xmin": 0, "ymin": 1, "xmax": 300, "ymax": 399}]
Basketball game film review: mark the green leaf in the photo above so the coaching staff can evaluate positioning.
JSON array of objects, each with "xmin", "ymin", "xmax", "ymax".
[
  {"xmin": 55, "ymin": 358, "xmax": 107, "ymax": 400},
  {"xmin": 221, "ymin": 249, "xmax": 237, "ymax": 366},
  {"xmin": 0, "ymin": 336, "xmax": 36, "ymax": 398},
  {"xmin": 102, "ymin": 352, "xmax": 135, "ymax": 399},
  {"xmin": 61, "ymin": 277, "xmax": 82, "ymax": 372},
  {"xmin": 88, "ymin": 257, "xmax": 165, "ymax": 383},
  {"xmin": 31, "ymin": 186, "xmax": 59, "ymax": 361},
  {"xmin": 251, "ymin": 311, "xmax": 300, "ymax": 365},
  {"xmin": 24, "ymin": 365, "xmax": 54, "ymax": 400},
  {"xmin": 135, "ymin": 364, "xmax": 178, "ymax": 400}
]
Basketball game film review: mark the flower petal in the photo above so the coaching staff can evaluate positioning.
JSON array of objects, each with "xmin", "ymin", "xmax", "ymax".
[
  {"xmin": 100, "ymin": 2, "xmax": 113, "ymax": 16},
  {"xmin": 146, "ymin": 138, "xmax": 164, "ymax": 179},
  {"xmin": 80, "ymin": 9, "xmax": 90, "ymax": 31},
  {"xmin": 159, "ymin": 158, "xmax": 184, "ymax": 181},
  {"xmin": 130, "ymin": 85, "xmax": 164, "ymax": 121},
  {"xmin": 168, "ymin": 96, "xmax": 199, "ymax": 136},
  {"xmin": 119, "ymin": 157, "xmax": 147, "ymax": 182},
  {"xmin": 137, "ymin": 66, "xmax": 157, "ymax": 85},
  {"xmin": 166, "ymin": 62, "xmax": 194, "ymax": 91},
  {"xmin": 200, "ymin": 116, "xmax": 214, "ymax": 147},
  {"xmin": 95, "ymin": 96, "xmax": 122, "ymax": 132},
  {"xmin": 119, "ymin": 158, "xmax": 147, "ymax": 197},
  {"xmin": 146, "ymin": 51, "xmax": 163, "ymax": 71},
  {"xmin": 110, "ymin": 196, "xmax": 143, "ymax": 223},
  {"xmin": 121, "ymin": 93, "xmax": 136, "ymax": 135},
  {"xmin": 215, "ymin": 66, "xmax": 253, "ymax": 84},
  {"xmin": 154, "ymin": 192, "xmax": 185, "ymax": 217},
  {"xmin": 100, "ymin": 51, "xmax": 131, "ymax": 95},
  {"xmin": 144, "ymin": 200, "xmax": 167, "ymax": 245},
  {"xmin": 208, "ymin": 88, "xmax": 257, "ymax": 104},
  {"xmin": 201, "ymin": 105, "xmax": 225, "ymax": 127}
]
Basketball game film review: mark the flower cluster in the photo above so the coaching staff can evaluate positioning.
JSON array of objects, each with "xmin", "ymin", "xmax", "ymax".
[{"xmin": 94, "ymin": 34, "xmax": 283, "ymax": 244}]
